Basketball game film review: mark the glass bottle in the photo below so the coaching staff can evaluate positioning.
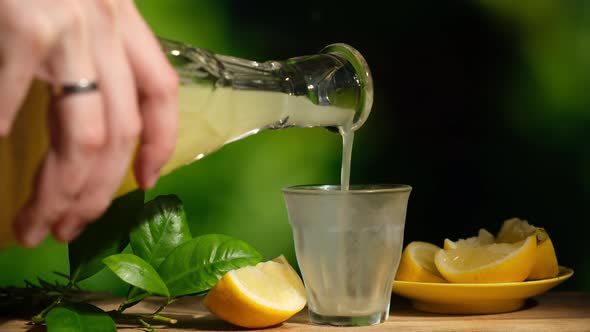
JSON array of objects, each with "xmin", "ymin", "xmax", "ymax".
[{"xmin": 0, "ymin": 38, "xmax": 373, "ymax": 246}]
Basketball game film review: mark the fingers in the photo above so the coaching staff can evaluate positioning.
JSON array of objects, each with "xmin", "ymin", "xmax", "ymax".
[
  {"xmin": 10, "ymin": 0, "xmax": 174, "ymax": 246},
  {"xmin": 14, "ymin": 4, "xmax": 105, "ymax": 246},
  {"xmin": 0, "ymin": 51, "xmax": 40, "ymax": 135},
  {"xmin": 52, "ymin": 0, "xmax": 142, "ymax": 239},
  {"xmin": 120, "ymin": 0, "xmax": 178, "ymax": 189},
  {"xmin": 0, "ymin": 2, "xmax": 54, "ymax": 135}
]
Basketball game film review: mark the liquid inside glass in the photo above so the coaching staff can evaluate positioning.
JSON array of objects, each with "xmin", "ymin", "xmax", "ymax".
[{"xmin": 284, "ymin": 185, "xmax": 411, "ymax": 326}]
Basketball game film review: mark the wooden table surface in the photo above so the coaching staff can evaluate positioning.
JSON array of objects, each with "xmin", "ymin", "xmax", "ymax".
[{"xmin": 1, "ymin": 292, "xmax": 589, "ymax": 331}]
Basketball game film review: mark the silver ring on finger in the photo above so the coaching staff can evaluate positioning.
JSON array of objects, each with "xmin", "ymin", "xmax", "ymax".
[{"xmin": 51, "ymin": 79, "xmax": 99, "ymax": 97}]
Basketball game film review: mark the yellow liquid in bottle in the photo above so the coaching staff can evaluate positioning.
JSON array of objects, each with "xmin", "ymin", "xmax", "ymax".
[{"xmin": 0, "ymin": 81, "xmax": 355, "ymax": 247}]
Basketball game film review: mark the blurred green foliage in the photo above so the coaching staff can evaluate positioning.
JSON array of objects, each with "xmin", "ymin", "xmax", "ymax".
[{"xmin": 0, "ymin": 0, "xmax": 588, "ymax": 295}]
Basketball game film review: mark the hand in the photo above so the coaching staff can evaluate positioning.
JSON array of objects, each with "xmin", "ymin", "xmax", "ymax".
[{"xmin": 0, "ymin": 0, "xmax": 179, "ymax": 247}]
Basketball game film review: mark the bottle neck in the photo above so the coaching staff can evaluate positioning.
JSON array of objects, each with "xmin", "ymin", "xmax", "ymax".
[{"xmin": 159, "ymin": 38, "xmax": 373, "ymax": 131}]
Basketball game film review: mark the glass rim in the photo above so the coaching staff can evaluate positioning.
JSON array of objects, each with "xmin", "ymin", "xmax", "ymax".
[{"xmin": 282, "ymin": 184, "xmax": 412, "ymax": 195}]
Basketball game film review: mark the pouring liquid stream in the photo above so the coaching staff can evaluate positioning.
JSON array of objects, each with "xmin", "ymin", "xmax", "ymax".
[{"xmin": 339, "ymin": 127, "xmax": 354, "ymax": 191}]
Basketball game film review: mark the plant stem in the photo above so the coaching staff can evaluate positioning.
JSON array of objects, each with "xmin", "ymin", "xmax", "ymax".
[
  {"xmin": 152, "ymin": 297, "xmax": 179, "ymax": 316},
  {"xmin": 118, "ymin": 299, "xmax": 140, "ymax": 313},
  {"xmin": 109, "ymin": 311, "xmax": 178, "ymax": 325},
  {"xmin": 139, "ymin": 318, "xmax": 157, "ymax": 332},
  {"xmin": 137, "ymin": 313, "xmax": 177, "ymax": 324},
  {"xmin": 31, "ymin": 299, "xmax": 60, "ymax": 324},
  {"xmin": 31, "ymin": 281, "xmax": 75, "ymax": 324}
]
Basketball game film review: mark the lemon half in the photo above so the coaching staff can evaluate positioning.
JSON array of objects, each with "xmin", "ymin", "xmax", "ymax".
[{"xmin": 204, "ymin": 258, "xmax": 306, "ymax": 328}]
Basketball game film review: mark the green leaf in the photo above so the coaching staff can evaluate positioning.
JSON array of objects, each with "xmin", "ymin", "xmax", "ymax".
[
  {"xmin": 103, "ymin": 254, "xmax": 169, "ymax": 297},
  {"xmin": 157, "ymin": 234, "xmax": 262, "ymax": 297},
  {"xmin": 46, "ymin": 302, "xmax": 116, "ymax": 332},
  {"xmin": 130, "ymin": 195, "xmax": 192, "ymax": 269},
  {"xmin": 126, "ymin": 195, "xmax": 191, "ymax": 304},
  {"xmin": 69, "ymin": 190, "xmax": 144, "ymax": 283}
]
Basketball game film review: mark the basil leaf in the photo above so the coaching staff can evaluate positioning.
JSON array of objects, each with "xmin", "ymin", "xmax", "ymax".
[
  {"xmin": 157, "ymin": 234, "xmax": 262, "ymax": 297},
  {"xmin": 130, "ymin": 195, "xmax": 192, "ymax": 269},
  {"xmin": 46, "ymin": 302, "xmax": 116, "ymax": 332},
  {"xmin": 69, "ymin": 190, "xmax": 144, "ymax": 283},
  {"xmin": 103, "ymin": 253, "xmax": 169, "ymax": 297}
]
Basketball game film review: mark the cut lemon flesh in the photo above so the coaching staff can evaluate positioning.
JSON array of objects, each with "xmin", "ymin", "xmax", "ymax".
[
  {"xmin": 395, "ymin": 241, "xmax": 446, "ymax": 283},
  {"xmin": 204, "ymin": 258, "xmax": 306, "ymax": 328},
  {"xmin": 444, "ymin": 229, "xmax": 495, "ymax": 250},
  {"xmin": 434, "ymin": 235, "xmax": 537, "ymax": 283},
  {"xmin": 497, "ymin": 217, "xmax": 537, "ymax": 243}
]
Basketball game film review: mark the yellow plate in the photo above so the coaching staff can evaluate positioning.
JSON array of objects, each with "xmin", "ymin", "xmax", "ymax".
[{"xmin": 392, "ymin": 266, "xmax": 574, "ymax": 314}]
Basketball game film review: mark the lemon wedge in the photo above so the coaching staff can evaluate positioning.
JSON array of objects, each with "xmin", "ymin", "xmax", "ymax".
[
  {"xmin": 204, "ymin": 257, "xmax": 306, "ymax": 328},
  {"xmin": 444, "ymin": 229, "xmax": 495, "ymax": 250},
  {"xmin": 497, "ymin": 218, "xmax": 537, "ymax": 243},
  {"xmin": 395, "ymin": 241, "xmax": 446, "ymax": 283},
  {"xmin": 497, "ymin": 218, "xmax": 559, "ymax": 280},
  {"xmin": 434, "ymin": 235, "xmax": 537, "ymax": 283}
]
